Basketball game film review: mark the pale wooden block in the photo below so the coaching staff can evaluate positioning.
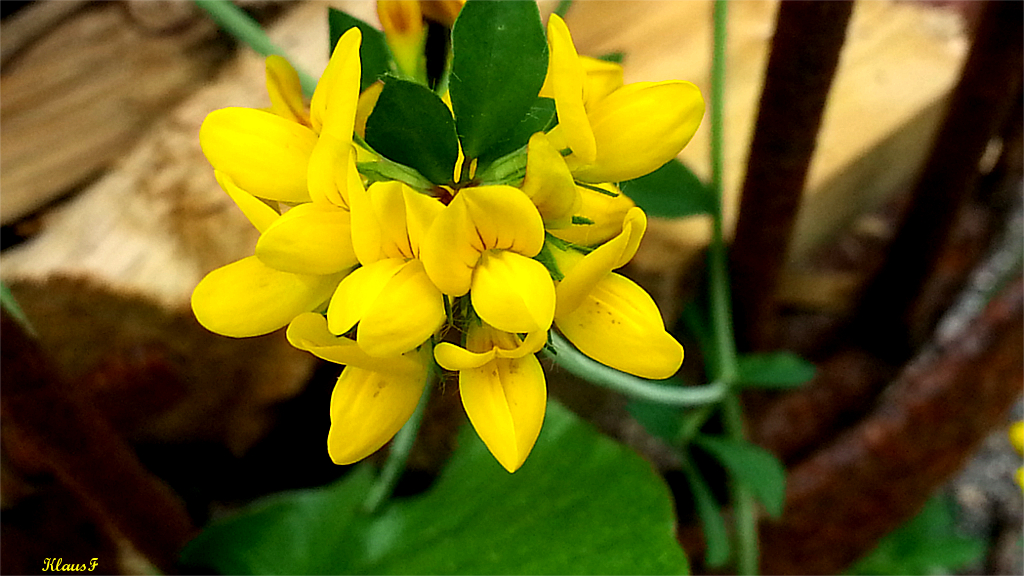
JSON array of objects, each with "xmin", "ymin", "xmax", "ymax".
[{"xmin": 0, "ymin": 1, "xmax": 374, "ymax": 305}]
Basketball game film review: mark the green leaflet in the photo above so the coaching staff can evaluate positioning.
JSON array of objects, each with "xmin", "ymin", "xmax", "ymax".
[
  {"xmin": 449, "ymin": 1, "xmax": 548, "ymax": 160},
  {"xmin": 619, "ymin": 159, "xmax": 714, "ymax": 219},
  {"xmin": 180, "ymin": 401, "xmax": 690, "ymax": 575},
  {"xmin": 364, "ymin": 79, "xmax": 459, "ymax": 185},
  {"xmin": 735, "ymin": 351, "xmax": 817, "ymax": 389},
  {"xmin": 694, "ymin": 435, "xmax": 787, "ymax": 519}
]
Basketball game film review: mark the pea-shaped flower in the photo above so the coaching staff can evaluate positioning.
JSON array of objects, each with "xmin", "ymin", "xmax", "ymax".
[{"xmin": 542, "ymin": 14, "xmax": 705, "ymax": 184}]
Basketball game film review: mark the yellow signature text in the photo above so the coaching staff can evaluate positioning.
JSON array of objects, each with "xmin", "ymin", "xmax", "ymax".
[{"xmin": 41, "ymin": 558, "xmax": 98, "ymax": 572}]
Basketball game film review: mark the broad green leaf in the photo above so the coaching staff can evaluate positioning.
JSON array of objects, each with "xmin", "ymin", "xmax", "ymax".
[
  {"xmin": 694, "ymin": 435, "xmax": 786, "ymax": 518},
  {"xmin": 329, "ymin": 8, "xmax": 393, "ymax": 91},
  {"xmin": 477, "ymin": 97, "xmax": 557, "ymax": 167},
  {"xmin": 845, "ymin": 495, "xmax": 986, "ymax": 575},
  {"xmin": 619, "ymin": 159, "xmax": 714, "ymax": 219},
  {"xmin": 736, "ymin": 351, "xmax": 816, "ymax": 389},
  {"xmin": 365, "ymin": 79, "xmax": 459, "ymax": 185},
  {"xmin": 681, "ymin": 455, "xmax": 730, "ymax": 568},
  {"xmin": 180, "ymin": 401, "xmax": 689, "ymax": 575},
  {"xmin": 449, "ymin": 1, "xmax": 548, "ymax": 160}
]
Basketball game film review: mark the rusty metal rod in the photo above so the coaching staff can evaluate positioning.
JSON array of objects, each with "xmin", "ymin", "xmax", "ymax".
[
  {"xmin": 854, "ymin": 0, "xmax": 1024, "ymax": 362},
  {"xmin": 729, "ymin": 0, "xmax": 854, "ymax": 351}
]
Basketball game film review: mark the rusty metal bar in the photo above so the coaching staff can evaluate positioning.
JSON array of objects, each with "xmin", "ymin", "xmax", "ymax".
[
  {"xmin": 729, "ymin": 0, "xmax": 854, "ymax": 351},
  {"xmin": 854, "ymin": 0, "xmax": 1024, "ymax": 362}
]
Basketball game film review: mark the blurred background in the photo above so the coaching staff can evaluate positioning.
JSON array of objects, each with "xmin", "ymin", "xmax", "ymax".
[{"xmin": 1, "ymin": 1, "xmax": 1020, "ymax": 574}]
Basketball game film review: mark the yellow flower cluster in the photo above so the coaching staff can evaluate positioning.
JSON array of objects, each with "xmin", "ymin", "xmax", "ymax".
[{"xmin": 192, "ymin": 14, "xmax": 704, "ymax": 472}]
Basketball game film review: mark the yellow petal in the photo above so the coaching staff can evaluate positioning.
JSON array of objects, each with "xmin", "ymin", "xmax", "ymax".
[
  {"xmin": 265, "ymin": 55, "xmax": 309, "ymax": 125},
  {"xmin": 349, "ymin": 180, "xmax": 442, "ymax": 264},
  {"xmin": 556, "ymin": 207, "xmax": 647, "ymax": 316},
  {"xmin": 308, "ymin": 134, "xmax": 357, "ymax": 208},
  {"xmin": 520, "ymin": 133, "xmax": 581, "ymax": 229},
  {"xmin": 355, "ymin": 81, "xmax": 384, "ymax": 138},
  {"xmin": 1010, "ymin": 421, "xmax": 1024, "ymax": 454},
  {"xmin": 311, "ymin": 27, "xmax": 362, "ymax": 138},
  {"xmin": 287, "ymin": 312, "xmax": 426, "ymax": 375},
  {"xmin": 471, "ymin": 250, "xmax": 555, "ymax": 334},
  {"xmin": 326, "ymin": 346, "xmax": 430, "ymax": 465},
  {"xmin": 460, "ymin": 353, "xmax": 546, "ymax": 473},
  {"xmin": 356, "ymin": 261, "xmax": 445, "ymax": 357},
  {"xmin": 544, "ymin": 14, "xmax": 596, "ymax": 164},
  {"xmin": 200, "ymin": 107, "xmax": 316, "ymax": 202},
  {"xmin": 549, "ymin": 183, "xmax": 635, "ymax": 247},
  {"xmin": 572, "ymin": 81, "xmax": 705, "ymax": 183},
  {"xmin": 434, "ymin": 325, "xmax": 547, "ymax": 371},
  {"xmin": 580, "ymin": 55, "xmax": 624, "ymax": 107},
  {"xmin": 255, "ymin": 202, "xmax": 358, "ymax": 275},
  {"xmin": 556, "ymin": 273, "xmax": 683, "ymax": 379},
  {"xmin": 422, "ymin": 186, "xmax": 544, "ymax": 296},
  {"xmin": 214, "ymin": 171, "xmax": 279, "ymax": 234},
  {"xmin": 327, "ymin": 258, "xmax": 407, "ymax": 335},
  {"xmin": 191, "ymin": 256, "xmax": 339, "ymax": 338}
]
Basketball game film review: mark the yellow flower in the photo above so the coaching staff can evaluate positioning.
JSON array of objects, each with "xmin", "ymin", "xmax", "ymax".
[
  {"xmin": 192, "ymin": 28, "xmax": 363, "ymax": 338},
  {"xmin": 327, "ymin": 180, "xmax": 446, "ymax": 358},
  {"xmin": 377, "ymin": 1, "xmax": 428, "ymax": 80},
  {"xmin": 421, "ymin": 185, "xmax": 556, "ymax": 335},
  {"xmin": 552, "ymin": 207, "xmax": 684, "ymax": 379},
  {"xmin": 435, "ymin": 324, "xmax": 548, "ymax": 472},
  {"xmin": 519, "ymin": 132, "xmax": 581, "ymax": 229},
  {"xmin": 549, "ymin": 182, "xmax": 636, "ymax": 247},
  {"xmin": 287, "ymin": 313, "xmax": 431, "ymax": 464},
  {"xmin": 541, "ymin": 14, "xmax": 705, "ymax": 184},
  {"xmin": 192, "ymin": 6, "xmax": 701, "ymax": 474}
]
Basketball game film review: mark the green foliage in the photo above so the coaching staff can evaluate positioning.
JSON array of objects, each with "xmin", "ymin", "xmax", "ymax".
[
  {"xmin": 736, "ymin": 351, "xmax": 816, "ymax": 389},
  {"xmin": 681, "ymin": 456, "xmax": 731, "ymax": 568},
  {"xmin": 694, "ymin": 435, "xmax": 786, "ymax": 518},
  {"xmin": 365, "ymin": 79, "xmax": 459, "ymax": 185},
  {"xmin": 477, "ymin": 97, "xmax": 557, "ymax": 168},
  {"xmin": 449, "ymin": 1, "xmax": 549, "ymax": 160},
  {"xmin": 179, "ymin": 401, "xmax": 689, "ymax": 575},
  {"xmin": 619, "ymin": 159, "xmax": 714, "ymax": 219},
  {"xmin": 328, "ymin": 8, "xmax": 393, "ymax": 91},
  {"xmin": 845, "ymin": 495, "xmax": 986, "ymax": 575}
]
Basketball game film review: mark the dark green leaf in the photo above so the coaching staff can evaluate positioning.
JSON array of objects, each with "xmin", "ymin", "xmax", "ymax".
[
  {"xmin": 365, "ymin": 79, "xmax": 459, "ymax": 184},
  {"xmin": 449, "ymin": 1, "xmax": 548, "ymax": 160},
  {"xmin": 328, "ymin": 8, "xmax": 393, "ymax": 91},
  {"xmin": 619, "ymin": 159, "xmax": 714, "ymax": 218},
  {"xmin": 477, "ymin": 97, "xmax": 557, "ymax": 167},
  {"xmin": 180, "ymin": 401, "xmax": 689, "ymax": 575},
  {"xmin": 736, "ymin": 351, "xmax": 816, "ymax": 389},
  {"xmin": 845, "ymin": 495, "xmax": 986, "ymax": 575},
  {"xmin": 681, "ymin": 455, "xmax": 731, "ymax": 568},
  {"xmin": 628, "ymin": 399, "xmax": 683, "ymax": 443},
  {"xmin": 695, "ymin": 435, "xmax": 786, "ymax": 518}
]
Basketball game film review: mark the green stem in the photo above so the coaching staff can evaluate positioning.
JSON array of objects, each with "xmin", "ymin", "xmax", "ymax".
[
  {"xmin": 723, "ymin": 393, "xmax": 759, "ymax": 574},
  {"xmin": 362, "ymin": 381, "xmax": 432, "ymax": 514},
  {"xmin": 194, "ymin": 0, "xmax": 318, "ymax": 97},
  {"xmin": 546, "ymin": 332, "xmax": 726, "ymax": 406},
  {"xmin": 707, "ymin": 2, "xmax": 759, "ymax": 574}
]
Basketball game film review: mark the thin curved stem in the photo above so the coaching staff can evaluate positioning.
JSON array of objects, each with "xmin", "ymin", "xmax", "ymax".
[{"xmin": 545, "ymin": 331, "xmax": 727, "ymax": 406}]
